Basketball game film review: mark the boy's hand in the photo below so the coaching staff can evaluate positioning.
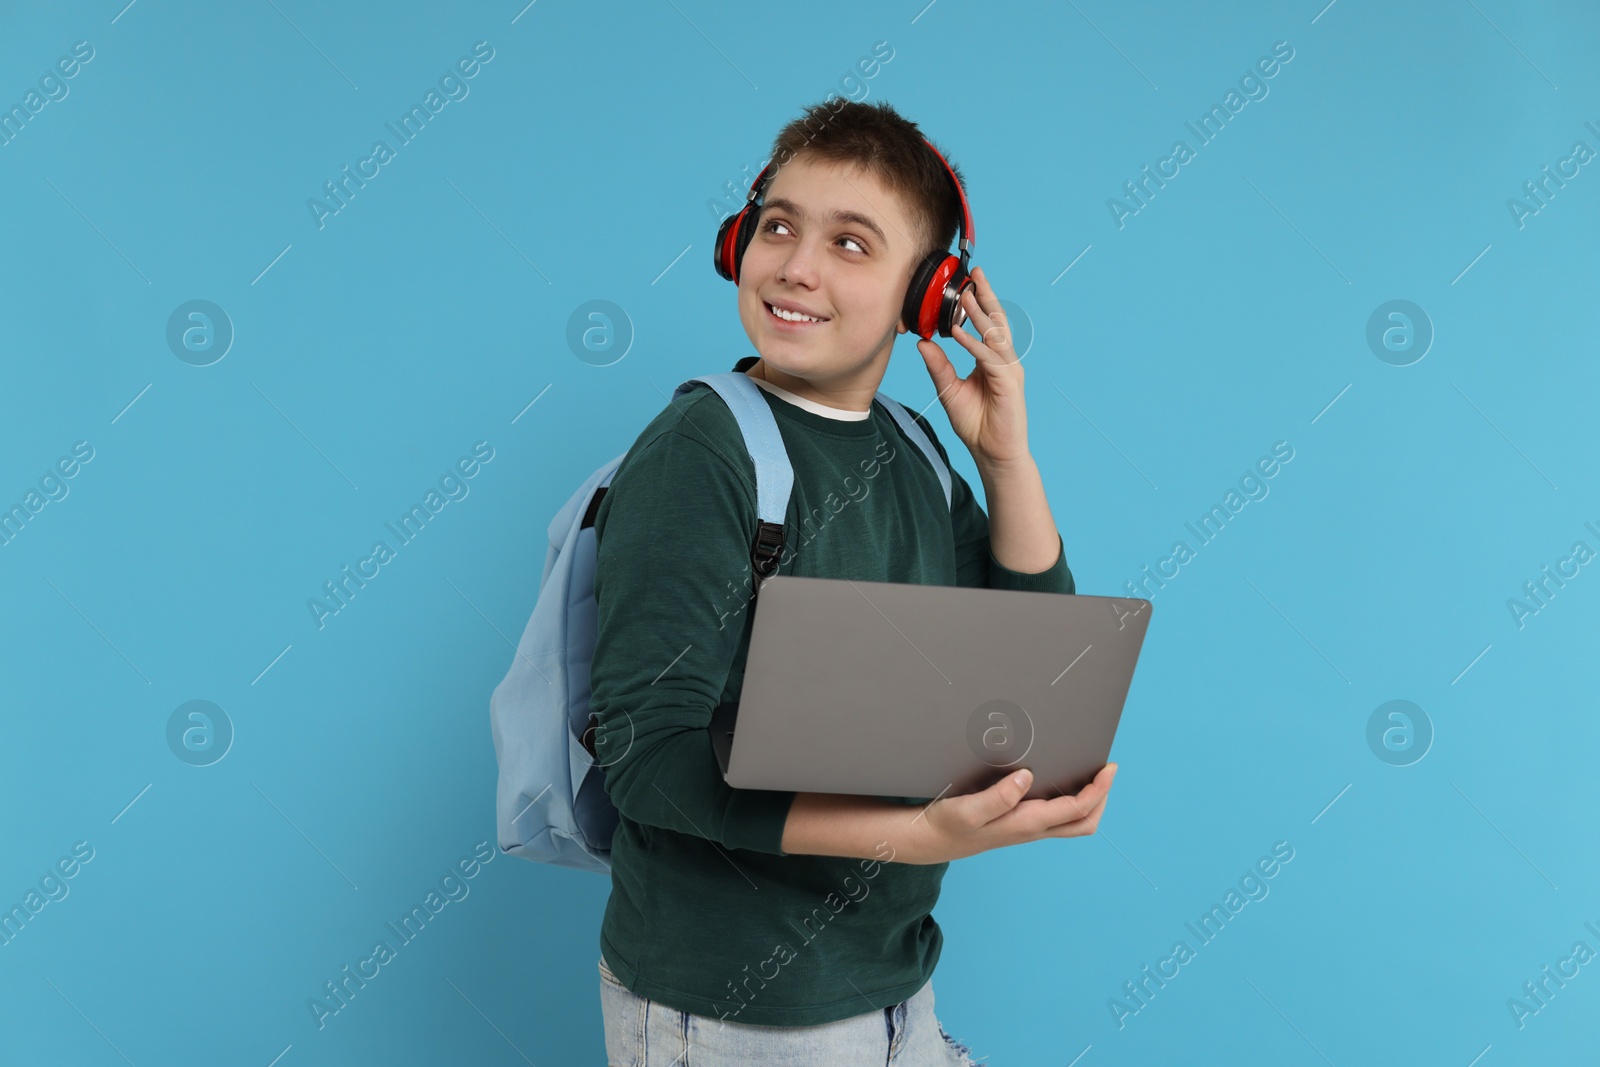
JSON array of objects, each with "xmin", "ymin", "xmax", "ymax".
[
  {"xmin": 907, "ymin": 763, "xmax": 1118, "ymax": 864},
  {"xmin": 915, "ymin": 266, "xmax": 1030, "ymax": 470}
]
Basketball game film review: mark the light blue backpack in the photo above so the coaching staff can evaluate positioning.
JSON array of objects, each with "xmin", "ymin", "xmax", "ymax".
[{"xmin": 489, "ymin": 365, "xmax": 955, "ymax": 873}]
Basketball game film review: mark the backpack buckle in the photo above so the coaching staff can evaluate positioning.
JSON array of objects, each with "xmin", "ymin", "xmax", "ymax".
[{"xmin": 752, "ymin": 521, "xmax": 785, "ymax": 579}]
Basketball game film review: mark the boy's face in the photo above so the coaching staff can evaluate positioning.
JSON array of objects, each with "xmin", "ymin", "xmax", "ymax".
[{"xmin": 736, "ymin": 155, "xmax": 927, "ymax": 409}]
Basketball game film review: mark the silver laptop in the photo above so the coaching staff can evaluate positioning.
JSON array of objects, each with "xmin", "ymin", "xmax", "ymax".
[{"xmin": 710, "ymin": 574, "xmax": 1152, "ymax": 803}]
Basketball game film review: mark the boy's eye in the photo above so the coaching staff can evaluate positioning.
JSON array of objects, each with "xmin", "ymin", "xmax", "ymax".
[{"xmin": 760, "ymin": 219, "xmax": 867, "ymax": 255}]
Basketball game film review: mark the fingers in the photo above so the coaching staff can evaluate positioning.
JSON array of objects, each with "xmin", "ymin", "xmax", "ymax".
[
  {"xmin": 1038, "ymin": 765, "xmax": 1117, "ymax": 837},
  {"xmin": 963, "ymin": 268, "xmax": 1014, "ymax": 354},
  {"xmin": 1031, "ymin": 764, "xmax": 1117, "ymax": 831},
  {"xmin": 949, "ymin": 768, "xmax": 1034, "ymax": 831},
  {"xmin": 988, "ymin": 767, "xmax": 1034, "ymax": 818},
  {"xmin": 951, "ymin": 294, "xmax": 1019, "ymax": 371},
  {"xmin": 958, "ymin": 288, "xmax": 992, "ymax": 338},
  {"xmin": 946, "ymin": 764, "xmax": 1118, "ymax": 848},
  {"xmin": 971, "ymin": 265, "xmax": 999, "ymax": 311},
  {"xmin": 1041, "ymin": 797, "xmax": 1107, "ymax": 838},
  {"xmin": 916, "ymin": 335, "xmax": 963, "ymax": 402},
  {"xmin": 956, "ymin": 292, "xmax": 1002, "ymax": 355}
]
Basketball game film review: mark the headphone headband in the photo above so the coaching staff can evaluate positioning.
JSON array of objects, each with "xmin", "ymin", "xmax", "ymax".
[{"xmin": 919, "ymin": 140, "xmax": 975, "ymax": 251}]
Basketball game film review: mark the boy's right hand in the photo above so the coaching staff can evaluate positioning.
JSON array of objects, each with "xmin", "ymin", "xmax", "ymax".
[{"xmin": 908, "ymin": 763, "xmax": 1118, "ymax": 864}]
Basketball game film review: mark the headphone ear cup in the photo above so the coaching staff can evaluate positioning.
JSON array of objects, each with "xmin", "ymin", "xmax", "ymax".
[
  {"xmin": 939, "ymin": 267, "xmax": 974, "ymax": 338},
  {"xmin": 713, "ymin": 213, "xmax": 739, "ymax": 281},
  {"xmin": 713, "ymin": 207, "xmax": 763, "ymax": 283},
  {"xmin": 901, "ymin": 252, "xmax": 945, "ymax": 339}
]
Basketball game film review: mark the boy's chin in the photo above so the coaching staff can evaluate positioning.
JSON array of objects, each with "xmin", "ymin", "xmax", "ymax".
[{"xmin": 748, "ymin": 349, "xmax": 800, "ymax": 374}]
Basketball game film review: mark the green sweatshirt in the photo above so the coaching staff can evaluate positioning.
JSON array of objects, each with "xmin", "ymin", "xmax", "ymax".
[{"xmin": 589, "ymin": 358, "xmax": 1074, "ymax": 1027}]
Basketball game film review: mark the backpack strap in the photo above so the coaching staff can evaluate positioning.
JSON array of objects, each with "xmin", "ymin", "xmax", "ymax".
[
  {"xmin": 871, "ymin": 394, "xmax": 953, "ymax": 512},
  {"xmin": 720, "ymin": 354, "xmax": 953, "ymax": 511},
  {"xmin": 673, "ymin": 372, "xmax": 792, "ymax": 582},
  {"xmin": 670, "ymin": 368, "xmax": 958, "ymax": 584}
]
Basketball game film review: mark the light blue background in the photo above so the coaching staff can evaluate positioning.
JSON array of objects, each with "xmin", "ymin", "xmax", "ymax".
[{"xmin": 2, "ymin": 1, "xmax": 1597, "ymax": 1063}]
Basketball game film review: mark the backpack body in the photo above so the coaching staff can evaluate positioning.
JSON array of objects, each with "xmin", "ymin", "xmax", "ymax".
[{"xmin": 489, "ymin": 368, "xmax": 954, "ymax": 872}]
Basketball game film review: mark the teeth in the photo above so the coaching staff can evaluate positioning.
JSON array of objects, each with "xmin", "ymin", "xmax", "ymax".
[{"xmin": 769, "ymin": 303, "xmax": 822, "ymax": 323}]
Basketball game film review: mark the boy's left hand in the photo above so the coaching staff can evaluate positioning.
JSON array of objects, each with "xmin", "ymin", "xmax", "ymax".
[{"xmin": 915, "ymin": 266, "xmax": 1030, "ymax": 471}]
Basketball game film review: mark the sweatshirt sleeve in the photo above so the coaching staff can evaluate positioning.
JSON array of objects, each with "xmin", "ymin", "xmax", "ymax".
[
  {"xmin": 909, "ymin": 412, "xmax": 1075, "ymax": 595},
  {"xmin": 588, "ymin": 428, "xmax": 797, "ymax": 855}
]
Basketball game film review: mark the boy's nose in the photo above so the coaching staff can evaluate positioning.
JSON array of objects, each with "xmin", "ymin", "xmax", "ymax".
[{"xmin": 776, "ymin": 245, "xmax": 822, "ymax": 286}]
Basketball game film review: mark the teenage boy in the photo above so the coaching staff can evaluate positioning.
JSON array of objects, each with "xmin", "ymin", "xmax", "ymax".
[{"xmin": 588, "ymin": 99, "xmax": 1118, "ymax": 1061}]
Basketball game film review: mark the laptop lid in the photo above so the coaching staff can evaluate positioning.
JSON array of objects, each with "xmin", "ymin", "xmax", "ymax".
[{"xmin": 711, "ymin": 575, "xmax": 1152, "ymax": 803}]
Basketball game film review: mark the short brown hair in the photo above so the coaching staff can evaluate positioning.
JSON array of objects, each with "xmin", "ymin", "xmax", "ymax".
[{"xmin": 763, "ymin": 99, "xmax": 965, "ymax": 268}]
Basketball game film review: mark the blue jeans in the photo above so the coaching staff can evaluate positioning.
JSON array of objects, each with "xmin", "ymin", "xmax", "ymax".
[{"xmin": 599, "ymin": 954, "xmax": 980, "ymax": 1066}]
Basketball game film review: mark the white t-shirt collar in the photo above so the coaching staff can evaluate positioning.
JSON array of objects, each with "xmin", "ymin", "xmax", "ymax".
[{"xmin": 749, "ymin": 374, "xmax": 871, "ymax": 421}]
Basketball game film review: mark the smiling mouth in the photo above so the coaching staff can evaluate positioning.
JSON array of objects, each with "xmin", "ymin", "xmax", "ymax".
[{"xmin": 765, "ymin": 302, "xmax": 828, "ymax": 326}]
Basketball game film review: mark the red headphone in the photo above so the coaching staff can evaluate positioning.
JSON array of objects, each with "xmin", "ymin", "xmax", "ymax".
[{"xmin": 712, "ymin": 138, "xmax": 976, "ymax": 340}]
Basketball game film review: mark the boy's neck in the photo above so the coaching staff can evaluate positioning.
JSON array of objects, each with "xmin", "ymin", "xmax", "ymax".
[{"xmin": 743, "ymin": 356, "xmax": 888, "ymax": 414}]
